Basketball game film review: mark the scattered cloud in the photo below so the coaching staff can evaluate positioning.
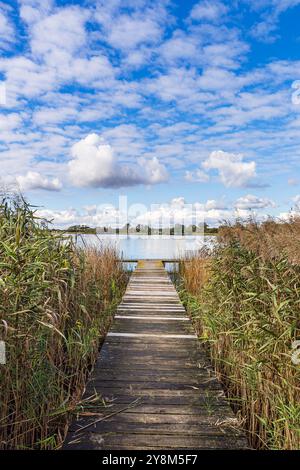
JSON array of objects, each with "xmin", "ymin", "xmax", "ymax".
[
  {"xmin": 0, "ymin": 8, "xmax": 15, "ymax": 47},
  {"xmin": 19, "ymin": 0, "xmax": 54, "ymax": 25},
  {"xmin": 30, "ymin": 6, "xmax": 89, "ymax": 58},
  {"xmin": 32, "ymin": 190, "xmax": 288, "ymax": 228},
  {"xmin": 38, "ymin": 194, "xmax": 279, "ymax": 229},
  {"xmin": 202, "ymin": 150, "xmax": 257, "ymax": 188},
  {"xmin": 159, "ymin": 31, "xmax": 199, "ymax": 64},
  {"xmin": 36, "ymin": 207, "xmax": 78, "ymax": 226},
  {"xmin": 246, "ymin": 0, "xmax": 300, "ymax": 42},
  {"xmin": 292, "ymin": 194, "xmax": 300, "ymax": 209},
  {"xmin": 106, "ymin": 15, "xmax": 162, "ymax": 50},
  {"xmin": 234, "ymin": 194, "xmax": 276, "ymax": 210},
  {"xmin": 0, "ymin": 113, "xmax": 22, "ymax": 131},
  {"xmin": 185, "ymin": 169, "xmax": 210, "ymax": 183},
  {"xmin": 94, "ymin": 2, "xmax": 167, "ymax": 59},
  {"xmin": 189, "ymin": 1, "xmax": 228, "ymax": 23},
  {"xmin": 126, "ymin": 196, "xmax": 230, "ymax": 228},
  {"xmin": 195, "ymin": 199, "xmax": 228, "ymax": 210},
  {"xmin": 16, "ymin": 171, "xmax": 62, "ymax": 191},
  {"xmin": 36, "ymin": 205, "xmax": 128, "ymax": 228},
  {"xmin": 68, "ymin": 134, "xmax": 168, "ymax": 188}
]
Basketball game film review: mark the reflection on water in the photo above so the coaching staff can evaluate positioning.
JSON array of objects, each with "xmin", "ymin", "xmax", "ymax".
[{"xmin": 73, "ymin": 234, "xmax": 215, "ymax": 260}]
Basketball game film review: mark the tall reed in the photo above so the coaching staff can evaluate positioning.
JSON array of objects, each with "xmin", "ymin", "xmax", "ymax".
[
  {"xmin": 0, "ymin": 195, "xmax": 127, "ymax": 449},
  {"xmin": 180, "ymin": 220, "xmax": 300, "ymax": 450}
]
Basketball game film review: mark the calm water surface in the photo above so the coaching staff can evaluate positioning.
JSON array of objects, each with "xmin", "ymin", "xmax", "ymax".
[{"xmin": 73, "ymin": 234, "xmax": 215, "ymax": 260}]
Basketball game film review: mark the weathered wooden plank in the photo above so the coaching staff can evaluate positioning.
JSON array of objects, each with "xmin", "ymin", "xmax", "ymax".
[
  {"xmin": 86, "ymin": 371, "xmax": 215, "ymax": 382},
  {"xmin": 114, "ymin": 315, "xmax": 189, "ymax": 321},
  {"xmin": 107, "ymin": 331, "xmax": 195, "ymax": 340},
  {"xmin": 85, "ymin": 377, "xmax": 224, "ymax": 392},
  {"xmin": 110, "ymin": 321, "xmax": 195, "ymax": 335},
  {"xmin": 63, "ymin": 260, "xmax": 247, "ymax": 450},
  {"xmin": 69, "ymin": 405, "xmax": 234, "ymax": 423},
  {"xmin": 71, "ymin": 422, "xmax": 242, "ymax": 437},
  {"xmin": 88, "ymin": 404, "xmax": 233, "ymax": 415},
  {"xmin": 65, "ymin": 433, "xmax": 248, "ymax": 450},
  {"xmin": 82, "ymin": 393, "xmax": 231, "ymax": 407},
  {"xmin": 97, "ymin": 348, "xmax": 203, "ymax": 359}
]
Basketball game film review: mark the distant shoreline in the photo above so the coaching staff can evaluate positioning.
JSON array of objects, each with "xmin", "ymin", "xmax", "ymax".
[{"xmin": 63, "ymin": 231, "xmax": 218, "ymax": 237}]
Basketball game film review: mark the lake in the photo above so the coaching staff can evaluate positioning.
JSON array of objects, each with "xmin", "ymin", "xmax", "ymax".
[{"xmin": 73, "ymin": 234, "xmax": 215, "ymax": 261}]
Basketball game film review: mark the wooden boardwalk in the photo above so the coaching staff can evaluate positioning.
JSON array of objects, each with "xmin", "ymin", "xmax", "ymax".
[{"xmin": 64, "ymin": 260, "xmax": 247, "ymax": 450}]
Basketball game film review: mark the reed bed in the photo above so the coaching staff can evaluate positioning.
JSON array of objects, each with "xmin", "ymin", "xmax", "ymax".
[
  {"xmin": 0, "ymin": 195, "xmax": 127, "ymax": 449},
  {"xmin": 218, "ymin": 217, "xmax": 300, "ymax": 264},
  {"xmin": 179, "ymin": 220, "xmax": 300, "ymax": 450}
]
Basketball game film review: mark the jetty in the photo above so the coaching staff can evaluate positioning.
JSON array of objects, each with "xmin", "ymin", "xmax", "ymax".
[{"xmin": 64, "ymin": 260, "xmax": 247, "ymax": 450}]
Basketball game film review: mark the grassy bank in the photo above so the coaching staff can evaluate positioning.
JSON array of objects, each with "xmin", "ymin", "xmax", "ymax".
[
  {"xmin": 0, "ymin": 196, "xmax": 127, "ymax": 449},
  {"xmin": 179, "ymin": 220, "xmax": 300, "ymax": 450}
]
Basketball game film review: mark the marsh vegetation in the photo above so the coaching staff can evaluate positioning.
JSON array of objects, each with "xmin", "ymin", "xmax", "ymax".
[
  {"xmin": 0, "ymin": 195, "xmax": 127, "ymax": 449},
  {"xmin": 179, "ymin": 219, "xmax": 300, "ymax": 450}
]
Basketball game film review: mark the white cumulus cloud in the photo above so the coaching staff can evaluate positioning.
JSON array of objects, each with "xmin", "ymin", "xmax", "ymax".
[
  {"xmin": 16, "ymin": 171, "xmax": 62, "ymax": 191},
  {"xmin": 235, "ymin": 194, "xmax": 276, "ymax": 210},
  {"xmin": 68, "ymin": 134, "xmax": 168, "ymax": 188},
  {"xmin": 202, "ymin": 150, "xmax": 256, "ymax": 188}
]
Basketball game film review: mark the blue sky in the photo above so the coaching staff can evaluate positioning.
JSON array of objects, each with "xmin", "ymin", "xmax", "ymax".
[{"xmin": 1, "ymin": 0, "xmax": 300, "ymax": 227}]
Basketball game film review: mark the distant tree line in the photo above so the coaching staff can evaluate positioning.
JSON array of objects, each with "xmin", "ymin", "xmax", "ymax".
[
  {"xmin": 64, "ymin": 223, "xmax": 219, "ymax": 235},
  {"xmin": 66, "ymin": 225, "xmax": 96, "ymax": 234}
]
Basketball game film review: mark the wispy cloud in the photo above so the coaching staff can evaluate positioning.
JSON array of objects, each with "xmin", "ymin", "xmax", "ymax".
[
  {"xmin": 185, "ymin": 169, "xmax": 210, "ymax": 183},
  {"xmin": 245, "ymin": 0, "xmax": 300, "ymax": 42}
]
